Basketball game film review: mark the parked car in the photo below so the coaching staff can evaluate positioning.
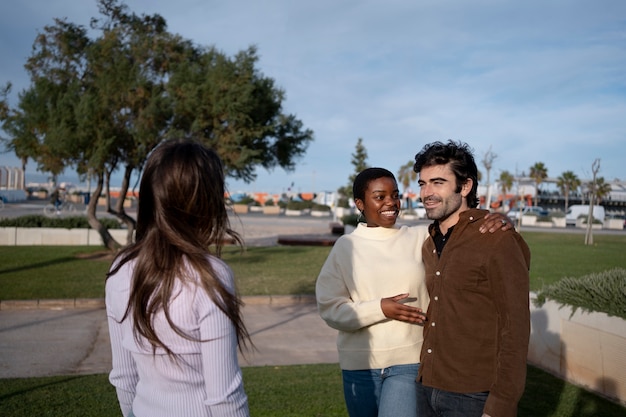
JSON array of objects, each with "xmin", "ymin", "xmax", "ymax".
[
  {"xmin": 565, "ymin": 205, "xmax": 606, "ymax": 226},
  {"xmin": 402, "ymin": 200, "xmax": 427, "ymax": 218},
  {"xmin": 506, "ymin": 206, "xmax": 548, "ymax": 221},
  {"xmin": 413, "ymin": 201, "xmax": 426, "ymax": 219}
]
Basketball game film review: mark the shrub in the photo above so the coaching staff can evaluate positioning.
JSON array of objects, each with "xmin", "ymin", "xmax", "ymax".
[
  {"xmin": 0, "ymin": 215, "xmax": 122, "ymax": 229},
  {"xmin": 264, "ymin": 198, "xmax": 275, "ymax": 206},
  {"xmin": 234, "ymin": 195, "xmax": 255, "ymax": 205},
  {"xmin": 311, "ymin": 203, "xmax": 331, "ymax": 212},
  {"xmin": 341, "ymin": 213, "xmax": 360, "ymax": 227},
  {"xmin": 286, "ymin": 200, "xmax": 313, "ymax": 210},
  {"xmin": 534, "ymin": 268, "xmax": 626, "ymax": 320},
  {"xmin": 549, "ymin": 211, "xmax": 565, "ymax": 218},
  {"xmin": 576, "ymin": 214, "xmax": 603, "ymax": 224}
]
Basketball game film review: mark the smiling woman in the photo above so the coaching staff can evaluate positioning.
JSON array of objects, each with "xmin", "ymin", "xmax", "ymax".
[{"xmin": 316, "ymin": 167, "xmax": 430, "ymax": 417}]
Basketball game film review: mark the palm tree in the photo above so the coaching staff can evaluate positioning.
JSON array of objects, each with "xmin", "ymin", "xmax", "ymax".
[
  {"xmin": 529, "ymin": 162, "xmax": 548, "ymax": 207},
  {"xmin": 593, "ymin": 177, "xmax": 612, "ymax": 203},
  {"xmin": 498, "ymin": 170, "xmax": 514, "ymax": 210},
  {"xmin": 397, "ymin": 160, "xmax": 417, "ymax": 191},
  {"xmin": 397, "ymin": 160, "xmax": 417, "ymax": 213},
  {"xmin": 556, "ymin": 170, "xmax": 581, "ymax": 213},
  {"xmin": 499, "ymin": 170, "xmax": 514, "ymax": 197}
]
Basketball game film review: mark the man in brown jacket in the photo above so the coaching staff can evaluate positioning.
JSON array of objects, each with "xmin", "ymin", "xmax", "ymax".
[{"xmin": 413, "ymin": 140, "xmax": 531, "ymax": 417}]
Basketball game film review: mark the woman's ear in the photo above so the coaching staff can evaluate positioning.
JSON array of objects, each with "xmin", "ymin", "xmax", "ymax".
[{"xmin": 354, "ymin": 198, "xmax": 364, "ymax": 212}]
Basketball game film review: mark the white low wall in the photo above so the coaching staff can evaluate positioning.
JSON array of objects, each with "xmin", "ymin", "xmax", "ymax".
[
  {"xmin": 0, "ymin": 227, "xmax": 130, "ymax": 246},
  {"xmin": 529, "ymin": 293, "xmax": 626, "ymax": 405}
]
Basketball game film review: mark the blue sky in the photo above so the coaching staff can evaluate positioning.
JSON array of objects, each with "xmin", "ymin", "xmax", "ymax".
[{"xmin": 1, "ymin": 0, "xmax": 625, "ymax": 194}]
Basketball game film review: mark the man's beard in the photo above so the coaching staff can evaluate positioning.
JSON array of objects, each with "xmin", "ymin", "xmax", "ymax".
[{"xmin": 424, "ymin": 193, "xmax": 463, "ymax": 222}]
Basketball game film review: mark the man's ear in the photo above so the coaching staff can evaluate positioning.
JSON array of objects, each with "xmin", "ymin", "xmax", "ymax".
[{"xmin": 461, "ymin": 179, "xmax": 473, "ymax": 197}]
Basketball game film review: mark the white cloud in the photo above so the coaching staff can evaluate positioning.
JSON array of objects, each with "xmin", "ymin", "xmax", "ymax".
[{"xmin": 1, "ymin": 0, "xmax": 625, "ymax": 193}]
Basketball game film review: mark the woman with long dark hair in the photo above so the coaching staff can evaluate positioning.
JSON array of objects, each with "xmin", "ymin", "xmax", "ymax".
[{"xmin": 106, "ymin": 139, "xmax": 250, "ymax": 417}]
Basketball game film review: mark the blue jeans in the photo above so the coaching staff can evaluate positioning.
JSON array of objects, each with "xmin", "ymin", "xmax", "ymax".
[
  {"xmin": 342, "ymin": 363, "xmax": 419, "ymax": 417},
  {"xmin": 416, "ymin": 379, "xmax": 488, "ymax": 417}
]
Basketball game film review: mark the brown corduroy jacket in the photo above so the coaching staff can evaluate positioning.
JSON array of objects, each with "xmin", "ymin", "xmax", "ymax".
[{"xmin": 418, "ymin": 208, "xmax": 531, "ymax": 417}]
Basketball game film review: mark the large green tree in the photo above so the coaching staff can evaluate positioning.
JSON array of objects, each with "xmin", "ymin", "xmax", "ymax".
[
  {"xmin": 556, "ymin": 170, "xmax": 581, "ymax": 213},
  {"xmin": 78, "ymin": 1, "xmax": 177, "ymax": 245},
  {"xmin": 0, "ymin": 84, "xmax": 44, "ymax": 190},
  {"xmin": 0, "ymin": 0, "xmax": 313, "ymax": 249},
  {"xmin": 166, "ymin": 44, "xmax": 312, "ymax": 181},
  {"xmin": 529, "ymin": 162, "xmax": 548, "ymax": 207}
]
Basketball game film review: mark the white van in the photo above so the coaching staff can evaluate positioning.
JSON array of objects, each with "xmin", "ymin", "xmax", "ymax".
[{"xmin": 565, "ymin": 205, "xmax": 605, "ymax": 226}]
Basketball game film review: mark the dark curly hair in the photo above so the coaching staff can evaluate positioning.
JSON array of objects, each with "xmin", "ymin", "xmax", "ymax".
[{"xmin": 413, "ymin": 140, "xmax": 479, "ymax": 208}]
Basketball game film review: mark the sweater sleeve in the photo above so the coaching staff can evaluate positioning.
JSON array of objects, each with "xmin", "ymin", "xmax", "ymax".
[
  {"xmin": 107, "ymin": 313, "xmax": 138, "ymax": 417},
  {"xmin": 196, "ymin": 264, "xmax": 250, "ymax": 417},
  {"xmin": 315, "ymin": 239, "xmax": 386, "ymax": 332}
]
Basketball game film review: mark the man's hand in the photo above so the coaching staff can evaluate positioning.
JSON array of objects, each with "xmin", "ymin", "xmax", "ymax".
[
  {"xmin": 381, "ymin": 293, "xmax": 427, "ymax": 324},
  {"xmin": 480, "ymin": 212, "xmax": 514, "ymax": 233}
]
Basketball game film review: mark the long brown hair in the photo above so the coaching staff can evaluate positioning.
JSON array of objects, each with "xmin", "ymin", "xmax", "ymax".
[{"xmin": 107, "ymin": 138, "xmax": 249, "ymax": 355}]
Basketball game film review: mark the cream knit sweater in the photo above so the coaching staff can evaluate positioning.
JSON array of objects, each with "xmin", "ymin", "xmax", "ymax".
[{"xmin": 316, "ymin": 223, "xmax": 430, "ymax": 370}]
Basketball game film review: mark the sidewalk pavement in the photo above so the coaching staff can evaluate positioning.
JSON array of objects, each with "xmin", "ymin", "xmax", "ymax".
[
  {"xmin": 0, "ymin": 215, "xmax": 344, "ymax": 379},
  {"xmin": 0, "ymin": 295, "xmax": 339, "ymax": 379}
]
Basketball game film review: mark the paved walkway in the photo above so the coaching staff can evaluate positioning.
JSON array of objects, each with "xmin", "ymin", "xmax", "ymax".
[
  {"xmin": 0, "ymin": 214, "xmax": 372, "ymax": 379},
  {"xmin": 0, "ymin": 295, "xmax": 338, "ymax": 379},
  {"xmin": 0, "ymin": 214, "xmax": 342, "ymax": 378}
]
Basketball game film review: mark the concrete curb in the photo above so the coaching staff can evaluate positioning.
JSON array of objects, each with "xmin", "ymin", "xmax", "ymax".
[
  {"xmin": 0, "ymin": 298, "xmax": 106, "ymax": 310},
  {"xmin": 0, "ymin": 295, "xmax": 316, "ymax": 311},
  {"xmin": 243, "ymin": 294, "xmax": 316, "ymax": 305}
]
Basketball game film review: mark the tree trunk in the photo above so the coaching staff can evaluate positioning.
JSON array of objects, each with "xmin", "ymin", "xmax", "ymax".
[
  {"xmin": 584, "ymin": 159, "xmax": 600, "ymax": 246},
  {"xmin": 87, "ymin": 172, "xmax": 121, "ymax": 251},
  {"xmin": 20, "ymin": 157, "xmax": 27, "ymax": 190},
  {"xmin": 104, "ymin": 168, "xmax": 112, "ymax": 211},
  {"xmin": 110, "ymin": 164, "xmax": 137, "ymax": 245}
]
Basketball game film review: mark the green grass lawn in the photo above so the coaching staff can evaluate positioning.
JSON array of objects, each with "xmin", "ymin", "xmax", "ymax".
[
  {"xmin": 523, "ymin": 232, "xmax": 626, "ymax": 291},
  {"xmin": 1, "ymin": 231, "xmax": 625, "ymax": 299},
  {"xmin": 0, "ymin": 246, "xmax": 109, "ymax": 300},
  {"xmin": 1, "ymin": 365, "xmax": 624, "ymax": 417},
  {"xmin": 1, "ymin": 231, "xmax": 625, "ymax": 414}
]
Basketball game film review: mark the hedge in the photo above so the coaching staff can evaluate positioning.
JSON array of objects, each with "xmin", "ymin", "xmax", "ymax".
[{"xmin": 0, "ymin": 215, "xmax": 122, "ymax": 230}]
